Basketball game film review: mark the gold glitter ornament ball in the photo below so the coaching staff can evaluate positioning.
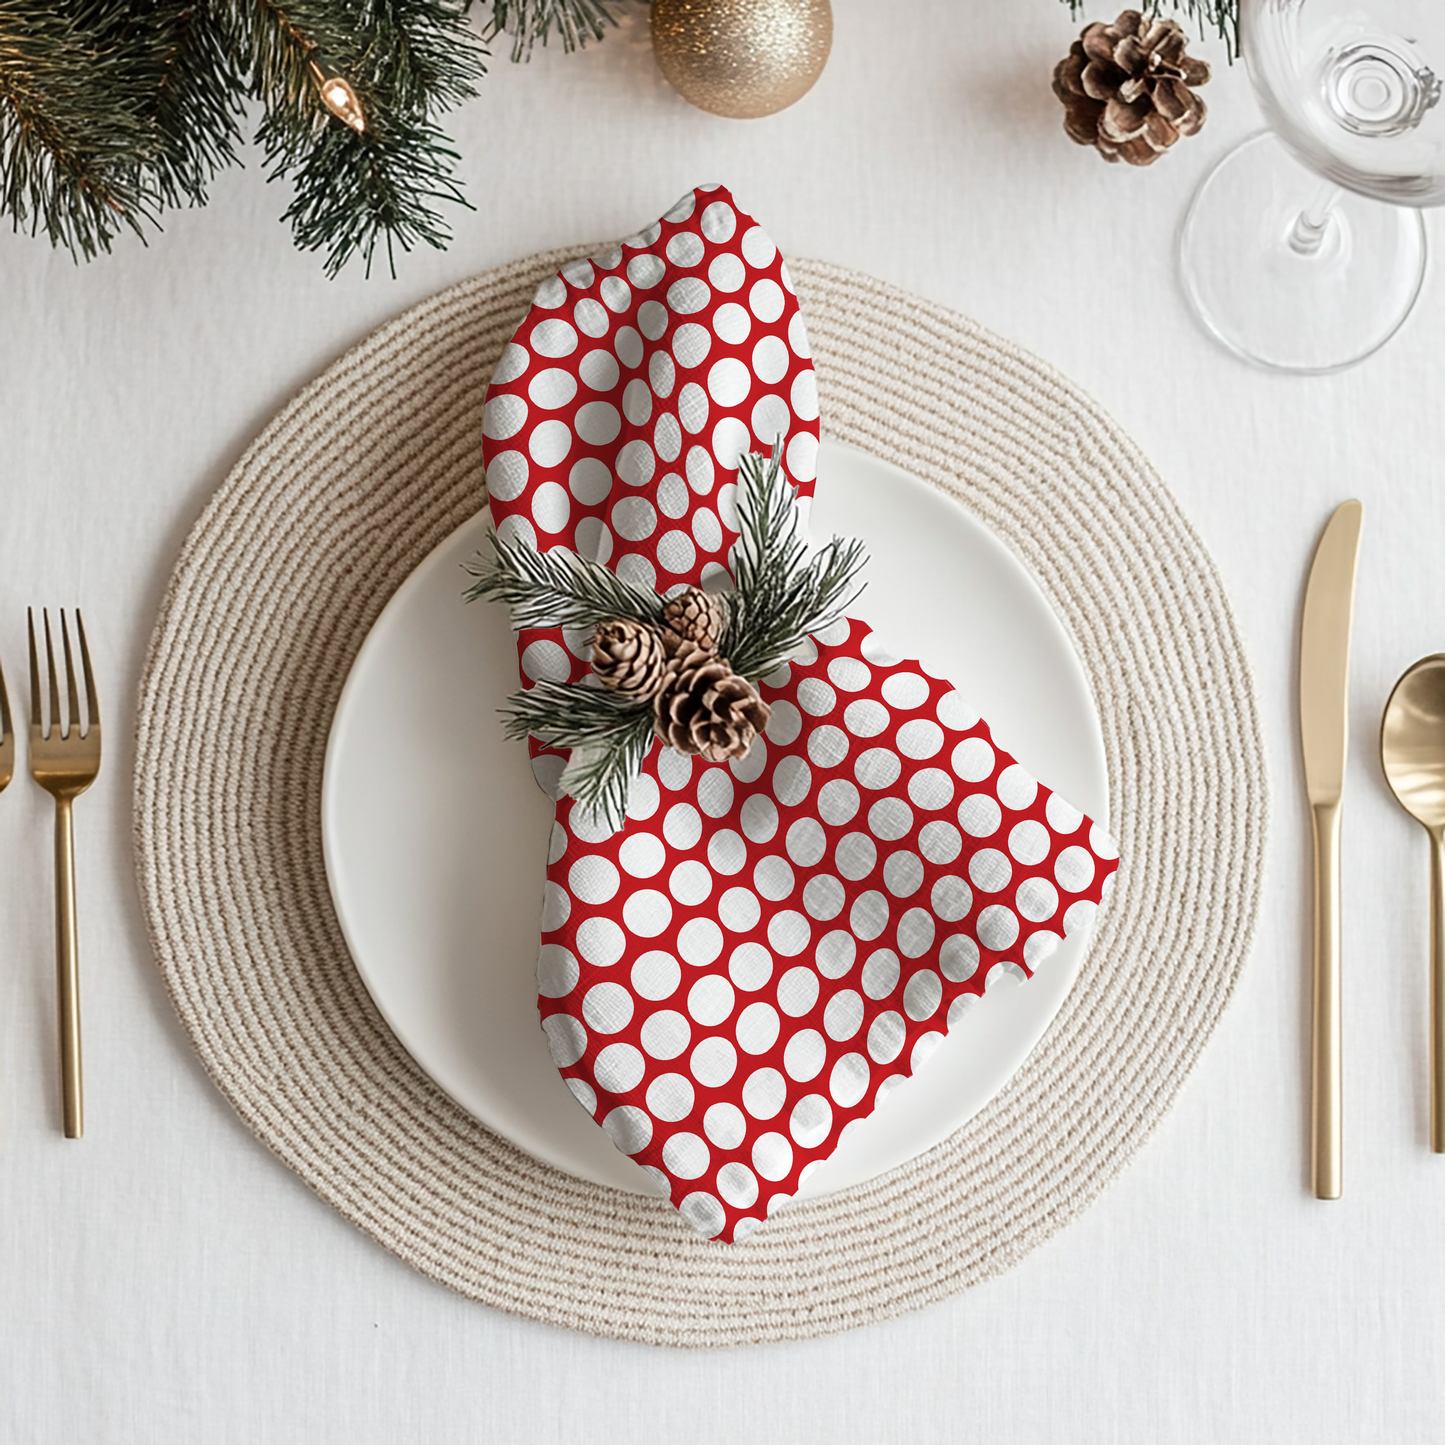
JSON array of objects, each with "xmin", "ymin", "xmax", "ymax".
[{"xmin": 652, "ymin": 0, "xmax": 833, "ymax": 119}]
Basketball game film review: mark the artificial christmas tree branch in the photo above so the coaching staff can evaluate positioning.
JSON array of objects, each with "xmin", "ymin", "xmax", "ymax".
[{"xmin": 1065, "ymin": 0, "xmax": 1238, "ymax": 54}]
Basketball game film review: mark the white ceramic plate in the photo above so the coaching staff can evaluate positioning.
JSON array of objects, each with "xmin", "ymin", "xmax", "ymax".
[{"xmin": 321, "ymin": 441, "xmax": 1108, "ymax": 1198}]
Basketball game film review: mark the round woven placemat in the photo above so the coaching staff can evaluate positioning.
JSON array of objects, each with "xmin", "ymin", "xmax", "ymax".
[{"xmin": 134, "ymin": 253, "xmax": 1266, "ymax": 1348}]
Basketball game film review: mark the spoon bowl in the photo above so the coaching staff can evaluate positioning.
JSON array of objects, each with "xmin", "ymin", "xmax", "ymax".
[{"xmin": 1381, "ymin": 653, "xmax": 1445, "ymax": 1152}]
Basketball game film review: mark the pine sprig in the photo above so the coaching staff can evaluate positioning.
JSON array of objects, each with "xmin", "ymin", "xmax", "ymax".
[
  {"xmin": 724, "ymin": 446, "xmax": 868, "ymax": 680},
  {"xmin": 488, "ymin": 0, "xmax": 616, "ymax": 61},
  {"xmin": 1064, "ymin": 1, "xmax": 1238, "ymax": 56},
  {"xmin": 555, "ymin": 717, "xmax": 655, "ymax": 829},
  {"xmin": 464, "ymin": 524, "xmax": 664, "ymax": 631}
]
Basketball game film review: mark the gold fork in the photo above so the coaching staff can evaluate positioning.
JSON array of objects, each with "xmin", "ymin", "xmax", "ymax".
[{"xmin": 28, "ymin": 609, "xmax": 100, "ymax": 1139}]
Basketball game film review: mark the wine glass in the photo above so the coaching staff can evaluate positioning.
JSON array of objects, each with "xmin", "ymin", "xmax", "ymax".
[{"xmin": 1180, "ymin": 0, "xmax": 1445, "ymax": 373}]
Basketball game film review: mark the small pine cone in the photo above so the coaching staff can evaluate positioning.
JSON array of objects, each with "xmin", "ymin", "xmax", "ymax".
[
  {"xmin": 654, "ymin": 642, "xmax": 771, "ymax": 763},
  {"xmin": 591, "ymin": 619, "xmax": 669, "ymax": 699},
  {"xmin": 1053, "ymin": 10, "xmax": 1210, "ymax": 166},
  {"xmin": 661, "ymin": 587, "xmax": 729, "ymax": 653}
]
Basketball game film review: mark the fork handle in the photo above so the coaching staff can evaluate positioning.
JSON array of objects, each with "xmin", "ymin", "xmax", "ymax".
[{"xmin": 54, "ymin": 796, "xmax": 83, "ymax": 1139}]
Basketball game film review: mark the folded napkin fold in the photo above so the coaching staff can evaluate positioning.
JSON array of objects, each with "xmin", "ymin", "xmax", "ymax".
[{"xmin": 480, "ymin": 184, "xmax": 1119, "ymax": 1242}]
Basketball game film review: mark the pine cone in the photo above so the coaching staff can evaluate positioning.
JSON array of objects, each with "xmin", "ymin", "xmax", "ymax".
[
  {"xmin": 661, "ymin": 587, "xmax": 729, "ymax": 653},
  {"xmin": 591, "ymin": 619, "xmax": 668, "ymax": 699},
  {"xmin": 654, "ymin": 642, "xmax": 771, "ymax": 762},
  {"xmin": 1053, "ymin": 10, "xmax": 1209, "ymax": 166}
]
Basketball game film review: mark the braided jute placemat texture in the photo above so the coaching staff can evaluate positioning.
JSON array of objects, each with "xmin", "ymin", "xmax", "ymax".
[{"xmin": 134, "ymin": 253, "xmax": 1266, "ymax": 1348}]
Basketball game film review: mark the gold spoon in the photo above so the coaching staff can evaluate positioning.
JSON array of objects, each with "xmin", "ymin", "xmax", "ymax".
[{"xmin": 1381, "ymin": 654, "xmax": 1445, "ymax": 1152}]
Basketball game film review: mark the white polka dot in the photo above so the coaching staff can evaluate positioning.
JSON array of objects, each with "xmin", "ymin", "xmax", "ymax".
[
  {"xmin": 1025, "ymin": 930, "xmax": 1063, "ymax": 967},
  {"xmin": 760, "ymin": 705, "xmax": 801, "ymax": 751},
  {"xmin": 719, "ymin": 887, "xmax": 761, "ymax": 932},
  {"xmin": 824, "ymin": 990, "xmax": 863, "ymax": 1042},
  {"xmin": 940, "ymin": 934, "xmax": 980, "ymax": 982},
  {"xmin": 788, "ymin": 310, "xmax": 812, "ymax": 357},
  {"xmin": 675, "ymin": 919, "xmax": 722, "ymax": 969},
  {"xmin": 611, "ymin": 495, "xmax": 657, "ymax": 542},
  {"xmin": 572, "ymin": 517, "xmax": 611, "ymax": 563},
  {"xmin": 657, "ymin": 471, "xmax": 688, "ymax": 518},
  {"xmin": 528, "ymin": 367, "xmax": 578, "ymax": 409},
  {"xmin": 656, "ymin": 529, "xmax": 696, "ymax": 574},
  {"xmin": 850, "ymin": 890, "xmax": 890, "ymax": 942},
  {"xmin": 753, "ymin": 855, "xmax": 795, "ymax": 901},
  {"xmin": 576, "ymin": 916, "xmax": 626, "ymax": 966},
  {"xmin": 1093, "ymin": 823, "xmax": 1118, "ymax": 859},
  {"xmin": 669, "ymin": 860, "xmax": 713, "ymax": 905},
  {"xmin": 701, "ymin": 200, "xmax": 736, "ymax": 241},
  {"xmin": 751, "ymin": 394, "xmax": 790, "ymax": 443},
  {"xmin": 617, "ymin": 837, "xmax": 664, "ymax": 885},
  {"xmin": 713, "ymin": 302, "xmax": 751, "ymax": 345},
  {"xmin": 567, "ymin": 1076, "xmax": 598, "ymax": 1114},
  {"xmin": 626, "ymin": 772, "xmax": 660, "ymax": 820},
  {"xmin": 996, "ymin": 764, "xmax": 1038, "ymax": 811},
  {"xmin": 729, "ymin": 941, "xmax": 773, "ymax": 991},
  {"xmin": 664, "ymin": 1132, "xmax": 710, "ymax": 1179},
  {"xmin": 1055, "ymin": 846, "xmax": 1097, "ymax": 893},
  {"xmin": 881, "ymin": 672, "xmax": 929, "ymax": 709},
  {"xmin": 495, "ymin": 514, "xmax": 536, "ymax": 550},
  {"xmin": 647, "ymin": 1072, "xmax": 694, "ymax": 1122},
  {"xmin": 835, "ymin": 831, "xmax": 877, "ymax": 881},
  {"xmin": 569, "ymin": 855, "xmax": 619, "ymax": 904},
  {"xmin": 584, "ymin": 981, "xmax": 634, "ymax": 1034},
  {"xmin": 830, "ymin": 1052, "xmax": 871, "ymax": 1109},
  {"xmin": 860, "ymin": 632, "xmax": 901, "ymax": 665},
  {"xmin": 777, "ymin": 966, "xmax": 820, "ymax": 1018},
  {"xmin": 537, "ymin": 945, "xmax": 579, "ymax": 998},
  {"xmin": 1046, "ymin": 792, "xmax": 1086, "ymax": 834},
  {"xmin": 667, "ymin": 277, "xmax": 710, "ymax": 314},
  {"xmin": 547, "ymin": 822, "xmax": 568, "ymax": 865},
  {"xmin": 948, "ymin": 993, "xmax": 979, "ymax": 1026},
  {"xmin": 959, "ymin": 794, "xmax": 1003, "ymax": 838},
  {"xmin": 1015, "ymin": 876, "xmax": 1059, "ymax": 923},
  {"xmin": 908, "ymin": 768, "xmax": 955, "ymax": 810},
  {"xmin": 740, "ymin": 225, "xmax": 777, "ymax": 268},
  {"xmin": 855, "ymin": 748, "xmax": 902, "ymax": 791},
  {"xmin": 594, "ymin": 1042, "xmax": 645, "ymax": 1093},
  {"xmin": 1008, "ymin": 820, "xmax": 1051, "ymax": 865},
  {"xmin": 657, "ymin": 748, "xmax": 694, "ymax": 791},
  {"xmin": 707, "ymin": 829, "xmax": 748, "ymax": 876},
  {"xmin": 664, "ymin": 803, "xmax": 703, "ymax": 850},
  {"xmin": 574, "ymin": 297, "xmax": 609, "ymax": 337},
  {"xmin": 784, "ymin": 1029, "xmax": 826, "ymax": 1082},
  {"xmin": 752, "ymin": 1131, "xmax": 792, "ymax": 1181},
  {"xmin": 897, "ymin": 907, "xmax": 935, "ymax": 958},
  {"xmin": 627, "ymin": 252, "xmax": 665, "ymax": 289},
  {"xmin": 741, "ymin": 1068, "xmax": 785, "ymax": 1121},
  {"xmin": 536, "ymin": 275, "xmax": 567, "ymax": 309},
  {"xmin": 672, "ymin": 322, "xmax": 711, "ymax": 370},
  {"xmin": 680, "ymin": 1190, "xmax": 726, "ymax": 1239},
  {"xmin": 740, "ymin": 795, "xmax": 779, "ymax": 843},
  {"xmin": 632, "ymin": 950, "xmax": 681, "ymax": 1000},
  {"xmin": 772, "ymin": 755, "xmax": 811, "ymax": 807},
  {"xmin": 639, "ymin": 299, "xmax": 669, "ymax": 341},
  {"xmin": 767, "ymin": 911, "xmax": 811, "ymax": 956},
  {"xmin": 527, "ymin": 419, "xmax": 572, "ymax": 466},
  {"xmin": 867, "ymin": 1011, "xmax": 906, "ymax": 1065},
  {"xmin": 569, "ymin": 808, "xmax": 617, "ymax": 845},
  {"xmin": 712, "ymin": 416, "xmax": 751, "ymax": 469},
  {"xmin": 708, "ymin": 252, "xmax": 745, "ymax": 292},
  {"xmin": 808, "ymin": 726, "xmax": 849, "ymax": 768},
  {"xmin": 543, "ymin": 1013, "xmax": 586, "ymax": 1066},
  {"xmin": 969, "ymin": 849, "xmax": 1013, "ymax": 894},
  {"xmin": 486, "ymin": 449, "xmax": 528, "ymax": 502},
  {"xmin": 731, "ymin": 736, "xmax": 769, "ymax": 784},
  {"xmin": 491, "ymin": 342, "xmax": 529, "ymax": 383},
  {"xmin": 520, "ymin": 640, "xmax": 569, "ymax": 684},
  {"xmin": 796, "ymin": 679, "xmax": 837, "ymax": 718},
  {"xmin": 952, "ymin": 737, "xmax": 995, "ymax": 782},
  {"xmin": 702, "ymin": 1103, "xmax": 746, "ymax": 1152},
  {"xmin": 911, "ymin": 1031, "xmax": 945, "ymax": 1072},
  {"xmin": 790, "ymin": 369, "xmax": 819, "ymax": 422},
  {"xmin": 1064, "ymin": 898, "xmax": 1099, "ymax": 935},
  {"xmin": 690, "ymin": 1035, "xmax": 738, "ymax": 1087},
  {"xmin": 717, "ymin": 1161, "xmax": 759, "ymax": 1210},
  {"xmin": 616, "ymin": 438, "xmax": 656, "ymax": 490},
  {"xmin": 666, "ymin": 230, "xmax": 704, "ymax": 265},
  {"xmin": 640, "ymin": 1010, "xmax": 690, "ymax": 1061},
  {"xmin": 868, "ymin": 797, "xmax": 913, "ymax": 842},
  {"xmin": 919, "ymin": 821, "xmax": 962, "ymax": 865},
  {"xmin": 600, "ymin": 276, "xmax": 631, "ymax": 313},
  {"xmin": 752, "ymin": 334, "xmax": 789, "ymax": 384},
  {"xmin": 749, "ymin": 278, "xmax": 784, "ymax": 321},
  {"xmin": 622, "ymin": 377, "xmax": 653, "ymax": 426},
  {"xmin": 568, "ymin": 457, "xmax": 611, "ymax": 506},
  {"xmin": 802, "ymin": 874, "xmax": 845, "ymax": 920},
  {"xmin": 986, "ymin": 961, "xmax": 1027, "ymax": 990},
  {"xmin": 736, "ymin": 1000, "xmax": 781, "ymax": 1054},
  {"xmin": 540, "ymin": 879, "xmax": 570, "ymax": 933},
  {"xmin": 784, "ymin": 819, "xmax": 825, "ymax": 870},
  {"xmin": 482, "ymin": 393, "xmax": 527, "ymax": 440},
  {"xmin": 827, "ymin": 657, "xmax": 871, "ymax": 693},
  {"xmin": 844, "ymin": 700, "xmax": 889, "ymax": 737},
  {"xmin": 862, "ymin": 947, "xmax": 900, "ymax": 999},
  {"xmin": 575, "ymin": 401, "xmax": 621, "ymax": 445},
  {"xmin": 897, "ymin": 720, "xmax": 944, "ymax": 760},
  {"xmin": 903, "ymin": 969, "xmax": 943, "ymax": 1021},
  {"xmin": 789, "ymin": 1093, "xmax": 832, "ymax": 1147},
  {"xmin": 592, "ymin": 245, "xmax": 621, "ymax": 271},
  {"xmin": 816, "ymin": 930, "xmax": 857, "ymax": 979},
  {"xmin": 937, "ymin": 691, "xmax": 980, "ymax": 731},
  {"xmin": 623, "ymin": 888, "xmax": 674, "ymax": 936}
]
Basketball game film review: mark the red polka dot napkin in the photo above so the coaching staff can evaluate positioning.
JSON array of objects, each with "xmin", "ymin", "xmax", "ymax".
[{"xmin": 481, "ymin": 185, "xmax": 1119, "ymax": 1243}]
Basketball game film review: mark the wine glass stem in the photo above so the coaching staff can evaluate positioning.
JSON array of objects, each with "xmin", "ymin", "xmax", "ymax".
[{"xmin": 1289, "ymin": 182, "xmax": 1345, "ymax": 256}]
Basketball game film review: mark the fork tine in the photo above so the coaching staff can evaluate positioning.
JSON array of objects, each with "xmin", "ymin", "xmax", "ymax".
[
  {"xmin": 43, "ymin": 609, "xmax": 61, "ymax": 739},
  {"xmin": 75, "ymin": 610, "xmax": 98, "ymax": 732},
  {"xmin": 59, "ymin": 611, "xmax": 80, "ymax": 739},
  {"xmin": 28, "ymin": 607, "xmax": 40, "ymax": 732},
  {"xmin": 0, "ymin": 646, "xmax": 12, "ymax": 743}
]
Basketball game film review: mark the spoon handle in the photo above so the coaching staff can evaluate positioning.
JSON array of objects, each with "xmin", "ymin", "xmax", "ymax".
[
  {"xmin": 1312, "ymin": 801, "xmax": 1343, "ymax": 1198},
  {"xmin": 1430, "ymin": 828, "xmax": 1445, "ymax": 1153}
]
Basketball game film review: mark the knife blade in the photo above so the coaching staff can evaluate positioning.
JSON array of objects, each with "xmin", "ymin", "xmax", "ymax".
[{"xmin": 1299, "ymin": 498, "xmax": 1363, "ymax": 1200}]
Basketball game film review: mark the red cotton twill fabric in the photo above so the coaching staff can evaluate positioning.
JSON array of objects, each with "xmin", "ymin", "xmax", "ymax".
[{"xmin": 480, "ymin": 185, "xmax": 1119, "ymax": 1243}]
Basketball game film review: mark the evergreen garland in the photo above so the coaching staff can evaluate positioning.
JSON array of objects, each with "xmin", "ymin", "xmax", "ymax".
[
  {"xmin": 466, "ymin": 445, "xmax": 868, "ymax": 829},
  {"xmin": 0, "ymin": 1, "xmax": 615, "ymax": 274},
  {"xmin": 1064, "ymin": 0, "xmax": 1238, "ymax": 55}
]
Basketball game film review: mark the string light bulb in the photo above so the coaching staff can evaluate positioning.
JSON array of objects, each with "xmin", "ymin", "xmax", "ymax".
[{"xmin": 308, "ymin": 54, "xmax": 367, "ymax": 132}]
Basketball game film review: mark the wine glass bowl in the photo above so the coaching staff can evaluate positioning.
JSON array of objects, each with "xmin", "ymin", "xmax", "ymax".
[{"xmin": 1181, "ymin": 0, "xmax": 1445, "ymax": 371}]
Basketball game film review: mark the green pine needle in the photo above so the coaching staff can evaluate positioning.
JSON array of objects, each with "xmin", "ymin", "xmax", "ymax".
[
  {"xmin": 1063, "ymin": 1, "xmax": 1238, "ymax": 55},
  {"xmin": 488, "ymin": 0, "xmax": 616, "ymax": 61}
]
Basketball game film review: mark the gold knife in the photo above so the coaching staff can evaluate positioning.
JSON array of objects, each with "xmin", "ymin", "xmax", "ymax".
[{"xmin": 1300, "ymin": 498, "xmax": 1363, "ymax": 1200}]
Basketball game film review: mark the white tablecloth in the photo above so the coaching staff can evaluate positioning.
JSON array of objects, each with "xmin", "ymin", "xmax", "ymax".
[{"xmin": 4, "ymin": 3, "xmax": 1441, "ymax": 1439}]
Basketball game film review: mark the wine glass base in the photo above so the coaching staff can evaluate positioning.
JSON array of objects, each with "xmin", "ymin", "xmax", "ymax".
[{"xmin": 1180, "ymin": 132, "xmax": 1427, "ymax": 374}]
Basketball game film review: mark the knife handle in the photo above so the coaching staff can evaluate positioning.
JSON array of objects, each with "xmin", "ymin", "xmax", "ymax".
[
  {"xmin": 1312, "ymin": 801, "xmax": 1342, "ymax": 1199},
  {"xmin": 1430, "ymin": 828, "xmax": 1445, "ymax": 1153}
]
